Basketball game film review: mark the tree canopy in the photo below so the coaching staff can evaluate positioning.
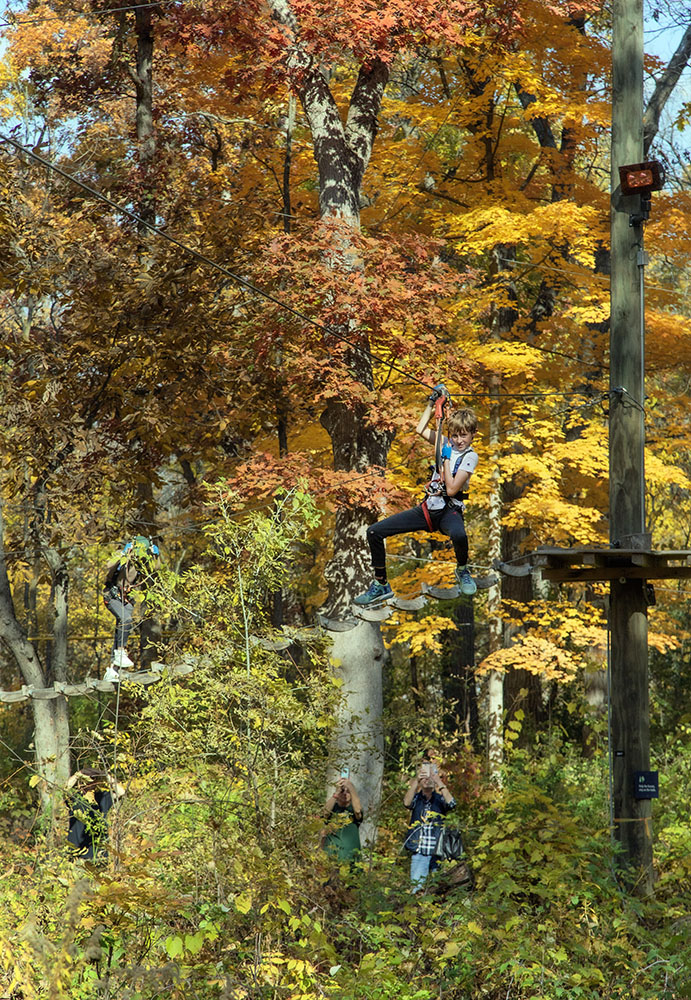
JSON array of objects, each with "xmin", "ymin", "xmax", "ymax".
[{"xmin": 1, "ymin": 0, "xmax": 691, "ymax": 996}]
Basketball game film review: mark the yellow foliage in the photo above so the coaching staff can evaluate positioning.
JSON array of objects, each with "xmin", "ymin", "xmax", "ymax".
[
  {"xmin": 477, "ymin": 635, "xmax": 580, "ymax": 682},
  {"xmin": 450, "ymin": 202, "xmax": 602, "ymax": 264},
  {"xmin": 383, "ymin": 614, "xmax": 457, "ymax": 655},
  {"xmin": 500, "ymin": 598, "xmax": 606, "ymax": 649},
  {"xmin": 551, "ymin": 429, "xmax": 609, "ymax": 481},
  {"xmin": 563, "ymin": 301, "xmax": 609, "ymax": 325},
  {"xmin": 648, "ymin": 629, "xmax": 681, "ymax": 655},
  {"xmin": 648, "ymin": 605, "xmax": 687, "ymax": 653},
  {"xmin": 502, "ymin": 482, "xmax": 606, "ymax": 546},
  {"xmin": 645, "ymin": 453, "xmax": 691, "ymax": 491},
  {"xmin": 464, "ymin": 341, "xmax": 545, "ymax": 377}
]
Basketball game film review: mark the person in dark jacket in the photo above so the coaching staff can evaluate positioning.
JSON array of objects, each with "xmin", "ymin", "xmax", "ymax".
[
  {"xmin": 102, "ymin": 535, "xmax": 159, "ymax": 681},
  {"xmin": 66, "ymin": 768, "xmax": 124, "ymax": 860},
  {"xmin": 403, "ymin": 763, "xmax": 456, "ymax": 892}
]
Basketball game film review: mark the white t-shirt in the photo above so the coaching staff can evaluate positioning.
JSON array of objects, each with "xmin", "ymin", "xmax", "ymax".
[{"xmin": 426, "ymin": 442, "xmax": 479, "ymax": 511}]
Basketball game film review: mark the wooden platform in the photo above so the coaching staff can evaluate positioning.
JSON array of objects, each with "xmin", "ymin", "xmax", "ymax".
[{"xmin": 531, "ymin": 546, "xmax": 691, "ymax": 583}]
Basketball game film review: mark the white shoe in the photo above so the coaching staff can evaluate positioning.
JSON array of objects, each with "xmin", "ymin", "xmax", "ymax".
[
  {"xmin": 103, "ymin": 666, "xmax": 120, "ymax": 683},
  {"xmin": 111, "ymin": 648, "xmax": 134, "ymax": 669}
]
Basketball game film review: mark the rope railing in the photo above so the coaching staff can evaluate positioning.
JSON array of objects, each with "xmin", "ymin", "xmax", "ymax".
[{"xmin": 0, "ymin": 576, "xmax": 501, "ymax": 702}]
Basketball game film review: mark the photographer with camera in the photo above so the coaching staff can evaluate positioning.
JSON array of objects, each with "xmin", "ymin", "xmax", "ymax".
[
  {"xmin": 321, "ymin": 771, "xmax": 363, "ymax": 863},
  {"xmin": 403, "ymin": 756, "xmax": 456, "ymax": 892}
]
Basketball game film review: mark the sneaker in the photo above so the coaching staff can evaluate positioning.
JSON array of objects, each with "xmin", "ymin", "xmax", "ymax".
[
  {"xmin": 354, "ymin": 580, "xmax": 394, "ymax": 607},
  {"xmin": 111, "ymin": 648, "xmax": 134, "ymax": 669},
  {"xmin": 103, "ymin": 666, "xmax": 120, "ymax": 683},
  {"xmin": 455, "ymin": 565, "xmax": 477, "ymax": 597}
]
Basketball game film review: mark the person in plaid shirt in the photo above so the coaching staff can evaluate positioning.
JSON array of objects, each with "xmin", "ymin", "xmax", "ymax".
[{"xmin": 403, "ymin": 759, "xmax": 456, "ymax": 892}]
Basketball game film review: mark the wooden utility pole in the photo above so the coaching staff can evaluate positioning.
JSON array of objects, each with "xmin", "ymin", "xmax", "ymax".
[{"xmin": 609, "ymin": 0, "xmax": 653, "ymax": 892}]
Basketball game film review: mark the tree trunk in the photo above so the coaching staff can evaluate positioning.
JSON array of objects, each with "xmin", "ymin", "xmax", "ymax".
[
  {"xmin": 32, "ymin": 697, "xmax": 71, "ymax": 835},
  {"xmin": 441, "ymin": 599, "xmax": 479, "ymax": 748},
  {"xmin": 326, "ymin": 623, "xmax": 385, "ymax": 848},
  {"xmin": 643, "ymin": 20, "xmax": 691, "ymax": 155},
  {"xmin": 263, "ymin": 17, "xmax": 391, "ymax": 827},
  {"xmin": 132, "ymin": 2, "xmax": 155, "ymax": 229},
  {"xmin": 582, "ymin": 659, "xmax": 608, "ymax": 756},
  {"xmin": 44, "ymin": 543, "xmax": 69, "ymax": 685},
  {"xmin": 486, "ymin": 381, "xmax": 503, "ymax": 780},
  {"xmin": 410, "ymin": 654, "xmax": 423, "ymax": 715},
  {"xmin": 501, "ymin": 518, "xmax": 540, "ymax": 736},
  {"xmin": 0, "ymin": 503, "xmax": 71, "ymax": 813},
  {"xmin": 485, "ymin": 246, "xmax": 518, "ymax": 780}
]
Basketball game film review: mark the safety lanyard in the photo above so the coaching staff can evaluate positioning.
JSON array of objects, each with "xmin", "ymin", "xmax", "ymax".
[{"xmin": 433, "ymin": 394, "xmax": 449, "ymax": 480}]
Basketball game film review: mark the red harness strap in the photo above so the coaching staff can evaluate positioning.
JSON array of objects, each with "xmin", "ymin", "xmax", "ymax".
[{"xmin": 421, "ymin": 499, "xmax": 434, "ymax": 531}]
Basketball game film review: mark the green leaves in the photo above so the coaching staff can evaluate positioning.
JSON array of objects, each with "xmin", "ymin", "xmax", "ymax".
[{"xmin": 164, "ymin": 924, "xmax": 219, "ymax": 959}]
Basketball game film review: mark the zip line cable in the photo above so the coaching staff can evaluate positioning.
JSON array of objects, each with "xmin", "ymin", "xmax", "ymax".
[
  {"xmin": 0, "ymin": 134, "xmax": 609, "ymax": 407},
  {"xmin": 0, "ymin": 0, "xmax": 180, "ymax": 28},
  {"xmin": 494, "ymin": 253, "xmax": 690, "ymax": 299},
  {"xmin": 461, "ymin": 388, "xmax": 604, "ymax": 399},
  {"xmin": 0, "ymin": 383, "xmax": 611, "ymax": 545},
  {"xmin": 0, "ymin": 133, "xmax": 440, "ymax": 394}
]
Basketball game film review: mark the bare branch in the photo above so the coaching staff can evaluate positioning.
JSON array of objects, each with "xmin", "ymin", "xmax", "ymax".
[{"xmin": 644, "ymin": 21, "xmax": 691, "ymax": 155}]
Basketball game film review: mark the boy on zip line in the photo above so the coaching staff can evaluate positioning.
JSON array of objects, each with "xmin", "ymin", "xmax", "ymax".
[{"xmin": 355, "ymin": 386, "xmax": 478, "ymax": 607}]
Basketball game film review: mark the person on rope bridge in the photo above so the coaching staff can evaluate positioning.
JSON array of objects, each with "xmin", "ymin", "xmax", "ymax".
[
  {"xmin": 102, "ymin": 535, "xmax": 159, "ymax": 682},
  {"xmin": 355, "ymin": 386, "xmax": 479, "ymax": 607}
]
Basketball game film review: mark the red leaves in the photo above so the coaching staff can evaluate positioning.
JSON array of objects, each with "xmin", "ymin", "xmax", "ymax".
[
  {"xmin": 161, "ymin": 0, "xmax": 526, "ymax": 91},
  {"xmin": 234, "ymin": 221, "xmax": 473, "ymax": 413},
  {"xmin": 221, "ymin": 450, "xmax": 406, "ymax": 516}
]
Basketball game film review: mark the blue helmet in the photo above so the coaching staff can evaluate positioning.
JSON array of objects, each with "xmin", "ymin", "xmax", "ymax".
[{"xmin": 123, "ymin": 536, "xmax": 160, "ymax": 559}]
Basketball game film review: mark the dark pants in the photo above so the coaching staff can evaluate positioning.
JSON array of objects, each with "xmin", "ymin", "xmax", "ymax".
[
  {"xmin": 67, "ymin": 790, "xmax": 113, "ymax": 860},
  {"xmin": 366, "ymin": 503, "xmax": 468, "ymax": 580}
]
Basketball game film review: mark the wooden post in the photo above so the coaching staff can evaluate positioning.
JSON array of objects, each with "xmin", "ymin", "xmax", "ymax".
[{"xmin": 609, "ymin": 0, "xmax": 653, "ymax": 892}]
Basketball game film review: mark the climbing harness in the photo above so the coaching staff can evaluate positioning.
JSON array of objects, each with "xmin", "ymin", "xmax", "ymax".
[
  {"xmin": 421, "ymin": 385, "xmax": 473, "ymax": 527},
  {"xmin": 421, "ymin": 386, "xmax": 450, "ymax": 530}
]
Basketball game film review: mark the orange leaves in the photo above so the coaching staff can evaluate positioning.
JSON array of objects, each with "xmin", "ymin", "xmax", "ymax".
[
  {"xmin": 188, "ymin": 0, "xmax": 526, "ymax": 87},
  {"xmin": 646, "ymin": 309, "xmax": 691, "ymax": 373},
  {"xmin": 219, "ymin": 451, "xmax": 392, "ymax": 513},
  {"xmin": 239, "ymin": 221, "xmax": 474, "ymax": 415}
]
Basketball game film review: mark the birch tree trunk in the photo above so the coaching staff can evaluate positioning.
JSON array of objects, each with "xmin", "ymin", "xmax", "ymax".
[
  {"xmin": 486, "ymin": 377, "xmax": 503, "ymax": 781},
  {"xmin": 0, "ymin": 502, "xmax": 70, "ymax": 819},
  {"xmin": 485, "ymin": 244, "xmax": 519, "ymax": 780}
]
